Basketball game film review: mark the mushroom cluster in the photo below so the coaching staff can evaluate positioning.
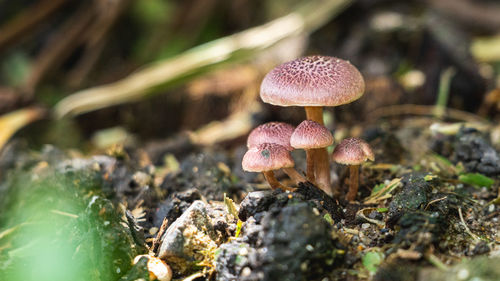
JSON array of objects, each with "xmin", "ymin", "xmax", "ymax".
[{"xmin": 242, "ymin": 55, "xmax": 374, "ymax": 200}]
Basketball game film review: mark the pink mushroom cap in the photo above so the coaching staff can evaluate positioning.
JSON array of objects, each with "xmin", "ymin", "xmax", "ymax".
[
  {"xmin": 290, "ymin": 120, "xmax": 334, "ymax": 149},
  {"xmin": 260, "ymin": 56, "xmax": 365, "ymax": 107},
  {"xmin": 332, "ymin": 137, "xmax": 374, "ymax": 165},
  {"xmin": 247, "ymin": 122, "xmax": 295, "ymax": 151},
  {"xmin": 242, "ymin": 143, "xmax": 294, "ymax": 172}
]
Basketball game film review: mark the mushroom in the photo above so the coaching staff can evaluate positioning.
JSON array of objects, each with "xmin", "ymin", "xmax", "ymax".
[
  {"xmin": 260, "ymin": 56, "xmax": 365, "ymax": 192},
  {"xmin": 242, "ymin": 143, "xmax": 297, "ymax": 191},
  {"xmin": 247, "ymin": 122, "xmax": 295, "ymax": 151},
  {"xmin": 247, "ymin": 122, "xmax": 305, "ymax": 184},
  {"xmin": 331, "ymin": 138, "xmax": 374, "ymax": 202},
  {"xmin": 290, "ymin": 120, "xmax": 333, "ymax": 187}
]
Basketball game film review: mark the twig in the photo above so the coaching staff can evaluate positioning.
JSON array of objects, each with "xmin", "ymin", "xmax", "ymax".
[
  {"xmin": 0, "ymin": 0, "xmax": 68, "ymax": 52},
  {"xmin": 427, "ymin": 0, "xmax": 500, "ymax": 31},
  {"xmin": 66, "ymin": 0, "xmax": 130, "ymax": 88},
  {"xmin": 187, "ymin": 102, "xmax": 260, "ymax": 146},
  {"xmin": 458, "ymin": 207, "xmax": 481, "ymax": 242},
  {"xmin": 424, "ymin": 196, "xmax": 447, "ymax": 211},
  {"xmin": 151, "ymin": 218, "xmax": 168, "ymax": 254},
  {"xmin": 54, "ymin": 0, "xmax": 353, "ymax": 118},
  {"xmin": 426, "ymin": 253, "xmax": 449, "ymax": 271},
  {"xmin": 0, "ymin": 107, "xmax": 46, "ymax": 152},
  {"xmin": 23, "ymin": 4, "xmax": 95, "ymax": 93},
  {"xmin": 368, "ymin": 104, "xmax": 491, "ymax": 124}
]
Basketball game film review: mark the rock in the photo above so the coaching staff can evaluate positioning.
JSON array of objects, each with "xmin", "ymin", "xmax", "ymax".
[
  {"xmin": 238, "ymin": 182, "xmax": 343, "ymax": 224},
  {"xmin": 215, "ymin": 242, "xmax": 256, "ymax": 281},
  {"xmin": 453, "ymin": 128, "xmax": 500, "ymax": 176},
  {"xmin": 157, "ymin": 200, "xmax": 219, "ymax": 274},
  {"xmin": 238, "ymin": 190, "xmax": 282, "ymax": 221},
  {"xmin": 154, "ymin": 188, "xmax": 202, "ymax": 228}
]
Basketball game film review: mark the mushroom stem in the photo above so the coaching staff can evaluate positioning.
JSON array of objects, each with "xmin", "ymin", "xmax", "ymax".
[
  {"xmin": 263, "ymin": 171, "xmax": 295, "ymax": 191},
  {"xmin": 305, "ymin": 106, "xmax": 332, "ymax": 195},
  {"xmin": 305, "ymin": 106, "xmax": 324, "ymax": 125},
  {"xmin": 305, "ymin": 149, "xmax": 315, "ymax": 182},
  {"xmin": 282, "ymin": 167, "xmax": 306, "ymax": 185},
  {"xmin": 346, "ymin": 165, "xmax": 359, "ymax": 201}
]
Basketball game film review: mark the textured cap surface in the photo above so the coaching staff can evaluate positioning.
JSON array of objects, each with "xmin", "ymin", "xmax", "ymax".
[
  {"xmin": 242, "ymin": 143, "xmax": 294, "ymax": 172},
  {"xmin": 260, "ymin": 56, "xmax": 365, "ymax": 107},
  {"xmin": 247, "ymin": 122, "xmax": 295, "ymax": 151},
  {"xmin": 332, "ymin": 138, "xmax": 374, "ymax": 165},
  {"xmin": 290, "ymin": 120, "xmax": 333, "ymax": 149}
]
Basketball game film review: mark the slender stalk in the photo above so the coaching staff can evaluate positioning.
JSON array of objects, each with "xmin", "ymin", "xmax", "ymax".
[
  {"xmin": 282, "ymin": 167, "xmax": 306, "ymax": 185},
  {"xmin": 305, "ymin": 106, "xmax": 324, "ymax": 125},
  {"xmin": 346, "ymin": 165, "xmax": 359, "ymax": 201},
  {"xmin": 263, "ymin": 171, "xmax": 295, "ymax": 191},
  {"xmin": 305, "ymin": 149, "xmax": 315, "ymax": 182},
  {"xmin": 305, "ymin": 106, "xmax": 332, "ymax": 195}
]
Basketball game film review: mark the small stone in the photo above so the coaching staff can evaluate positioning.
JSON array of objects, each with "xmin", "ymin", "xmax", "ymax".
[
  {"xmin": 241, "ymin": 267, "xmax": 252, "ymax": 277},
  {"xmin": 157, "ymin": 201, "xmax": 218, "ymax": 274},
  {"xmin": 238, "ymin": 247, "xmax": 249, "ymax": 256}
]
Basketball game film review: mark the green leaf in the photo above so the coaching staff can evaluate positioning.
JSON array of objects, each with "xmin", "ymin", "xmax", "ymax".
[
  {"xmin": 323, "ymin": 213, "xmax": 334, "ymax": 225},
  {"xmin": 376, "ymin": 207, "xmax": 388, "ymax": 213},
  {"xmin": 371, "ymin": 183, "xmax": 385, "ymax": 196},
  {"xmin": 235, "ymin": 220, "xmax": 243, "ymax": 238},
  {"xmin": 458, "ymin": 173, "xmax": 494, "ymax": 188},
  {"xmin": 362, "ymin": 251, "xmax": 384, "ymax": 274},
  {"xmin": 424, "ymin": 174, "xmax": 438, "ymax": 181}
]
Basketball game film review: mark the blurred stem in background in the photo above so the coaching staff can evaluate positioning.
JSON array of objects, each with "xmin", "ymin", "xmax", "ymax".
[{"xmin": 433, "ymin": 67, "xmax": 456, "ymax": 119}]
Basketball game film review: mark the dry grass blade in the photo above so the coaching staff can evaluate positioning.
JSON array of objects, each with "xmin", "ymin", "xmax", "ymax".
[
  {"xmin": 0, "ymin": 107, "xmax": 45, "ymax": 151},
  {"xmin": 364, "ymin": 178, "xmax": 402, "ymax": 204},
  {"xmin": 54, "ymin": 0, "xmax": 353, "ymax": 118},
  {"xmin": 369, "ymin": 104, "xmax": 491, "ymax": 124},
  {"xmin": 223, "ymin": 193, "xmax": 239, "ymax": 218},
  {"xmin": 187, "ymin": 102, "xmax": 260, "ymax": 146}
]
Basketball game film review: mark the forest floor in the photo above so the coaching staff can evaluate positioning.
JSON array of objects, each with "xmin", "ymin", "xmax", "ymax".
[{"xmin": 1, "ymin": 114, "xmax": 499, "ymax": 281}]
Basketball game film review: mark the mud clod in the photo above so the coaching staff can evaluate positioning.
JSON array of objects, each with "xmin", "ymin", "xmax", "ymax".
[
  {"xmin": 217, "ymin": 201, "xmax": 341, "ymax": 281},
  {"xmin": 453, "ymin": 129, "xmax": 500, "ymax": 176}
]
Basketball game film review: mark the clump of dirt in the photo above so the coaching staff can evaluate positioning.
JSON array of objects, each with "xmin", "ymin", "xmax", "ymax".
[{"xmin": 217, "ymin": 199, "xmax": 343, "ymax": 281}]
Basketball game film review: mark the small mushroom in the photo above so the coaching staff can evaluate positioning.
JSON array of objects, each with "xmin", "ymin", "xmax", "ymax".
[
  {"xmin": 260, "ymin": 56, "xmax": 365, "ymax": 192},
  {"xmin": 133, "ymin": 255, "xmax": 172, "ymax": 281},
  {"xmin": 332, "ymin": 138, "xmax": 374, "ymax": 202},
  {"xmin": 242, "ymin": 143, "xmax": 297, "ymax": 191},
  {"xmin": 247, "ymin": 122, "xmax": 304, "ymax": 184},
  {"xmin": 247, "ymin": 122, "xmax": 295, "ymax": 151},
  {"xmin": 290, "ymin": 120, "xmax": 333, "ymax": 188}
]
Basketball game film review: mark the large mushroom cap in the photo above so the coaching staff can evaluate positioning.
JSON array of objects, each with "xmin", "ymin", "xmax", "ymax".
[
  {"xmin": 290, "ymin": 120, "xmax": 333, "ymax": 149},
  {"xmin": 260, "ymin": 56, "xmax": 365, "ymax": 107},
  {"xmin": 242, "ymin": 143, "xmax": 294, "ymax": 172},
  {"xmin": 332, "ymin": 138, "xmax": 374, "ymax": 165},
  {"xmin": 247, "ymin": 122, "xmax": 295, "ymax": 151}
]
